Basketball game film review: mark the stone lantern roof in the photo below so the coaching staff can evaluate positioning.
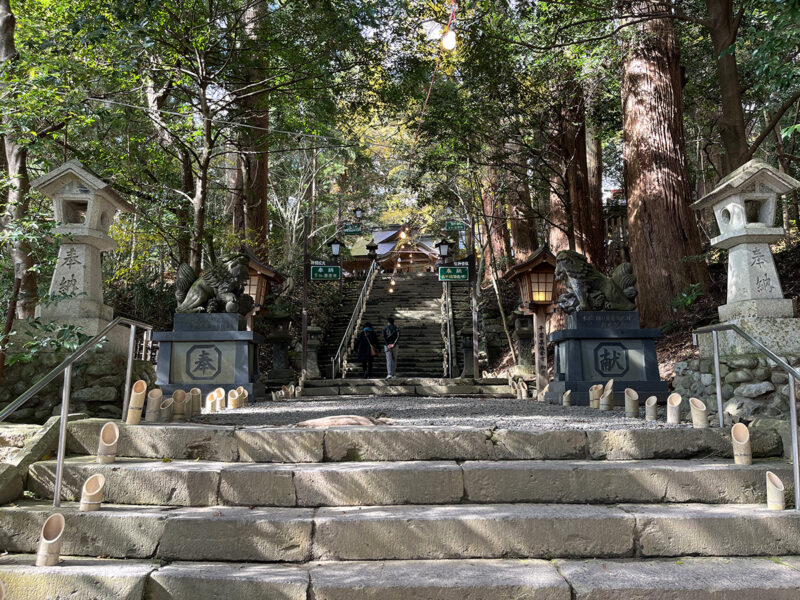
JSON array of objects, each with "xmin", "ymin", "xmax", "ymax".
[
  {"xmin": 691, "ymin": 159, "xmax": 800, "ymax": 212},
  {"xmin": 31, "ymin": 159, "xmax": 133, "ymax": 214}
]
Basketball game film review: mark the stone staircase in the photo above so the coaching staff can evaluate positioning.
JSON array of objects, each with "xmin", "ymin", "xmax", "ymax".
[
  {"xmin": 316, "ymin": 279, "xmax": 366, "ymax": 378},
  {"xmin": 3, "ymin": 417, "xmax": 800, "ymax": 598},
  {"xmin": 345, "ymin": 272, "xmax": 446, "ymax": 378}
]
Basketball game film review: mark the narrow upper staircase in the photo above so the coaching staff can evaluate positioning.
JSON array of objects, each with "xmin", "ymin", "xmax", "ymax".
[
  {"xmin": 2, "ymin": 416, "xmax": 800, "ymax": 598},
  {"xmin": 346, "ymin": 272, "xmax": 446, "ymax": 378}
]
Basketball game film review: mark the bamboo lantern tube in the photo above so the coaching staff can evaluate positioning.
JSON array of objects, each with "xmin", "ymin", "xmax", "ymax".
[
  {"xmin": 518, "ymin": 380, "xmax": 528, "ymax": 400},
  {"xmin": 599, "ymin": 390, "xmax": 613, "ymax": 411},
  {"xmin": 624, "ymin": 389, "xmax": 639, "ymax": 418},
  {"xmin": 732, "ymin": 423, "xmax": 752, "ymax": 465},
  {"xmin": 589, "ymin": 384, "xmax": 603, "ymax": 409},
  {"xmin": 645, "ymin": 396, "xmax": 658, "ymax": 421},
  {"xmin": 236, "ymin": 386, "xmax": 248, "ymax": 407},
  {"xmin": 562, "ymin": 390, "xmax": 572, "ymax": 407},
  {"xmin": 689, "ymin": 397, "xmax": 708, "ymax": 429},
  {"xmin": 96, "ymin": 422, "xmax": 119, "ymax": 464},
  {"xmin": 295, "ymin": 385, "xmax": 303, "ymax": 399},
  {"xmin": 79, "ymin": 474, "xmax": 105, "ymax": 512},
  {"xmin": 183, "ymin": 394, "xmax": 193, "ymax": 420},
  {"xmin": 603, "ymin": 379, "xmax": 614, "ymax": 396},
  {"xmin": 145, "ymin": 389, "xmax": 163, "ymax": 423},
  {"xmin": 205, "ymin": 392, "xmax": 217, "ymax": 413},
  {"xmin": 190, "ymin": 388, "xmax": 202, "ymax": 415},
  {"xmin": 666, "ymin": 393, "xmax": 682, "ymax": 424},
  {"xmin": 172, "ymin": 390, "xmax": 187, "ymax": 422},
  {"xmin": 125, "ymin": 380, "xmax": 147, "ymax": 425},
  {"xmin": 0, "ymin": 578, "xmax": 5, "ymax": 599},
  {"xmin": 212, "ymin": 387, "xmax": 224, "ymax": 412},
  {"xmin": 227, "ymin": 389, "xmax": 240, "ymax": 410},
  {"xmin": 159, "ymin": 398, "xmax": 174, "ymax": 422},
  {"xmin": 766, "ymin": 471, "xmax": 786, "ymax": 510},
  {"xmin": 35, "ymin": 513, "xmax": 65, "ymax": 566}
]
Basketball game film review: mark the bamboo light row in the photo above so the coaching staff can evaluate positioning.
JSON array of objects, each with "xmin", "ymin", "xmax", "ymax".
[{"xmin": 205, "ymin": 386, "xmax": 250, "ymax": 413}]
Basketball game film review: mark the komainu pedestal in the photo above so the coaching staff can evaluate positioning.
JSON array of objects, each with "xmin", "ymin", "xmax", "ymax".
[
  {"xmin": 153, "ymin": 314, "xmax": 265, "ymax": 401},
  {"xmin": 545, "ymin": 311, "xmax": 668, "ymax": 406}
]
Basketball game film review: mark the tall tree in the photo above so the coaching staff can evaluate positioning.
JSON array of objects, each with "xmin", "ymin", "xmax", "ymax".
[
  {"xmin": 0, "ymin": 0, "xmax": 36, "ymax": 318},
  {"xmin": 621, "ymin": 1, "xmax": 708, "ymax": 325}
]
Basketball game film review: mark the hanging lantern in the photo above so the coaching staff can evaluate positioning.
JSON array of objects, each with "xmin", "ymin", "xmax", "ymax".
[
  {"xmin": 503, "ymin": 246, "xmax": 558, "ymax": 313},
  {"xmin": 441, "ymin": 29, "xmax": 456, "ymax": 51}
]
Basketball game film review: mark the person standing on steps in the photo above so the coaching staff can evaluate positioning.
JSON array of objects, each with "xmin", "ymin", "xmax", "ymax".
[
  {"xmin": 355, "ymin": 322, "xmax": 380, "ymax": 378},
  {"xmin": 383, "ymin": 317, "xmax": 400, "ymax": 379}
]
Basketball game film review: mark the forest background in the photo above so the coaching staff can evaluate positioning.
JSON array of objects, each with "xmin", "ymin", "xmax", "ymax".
[{"xmin": 0, "ymin": 0, "xmax": 798, "ymax": 369}]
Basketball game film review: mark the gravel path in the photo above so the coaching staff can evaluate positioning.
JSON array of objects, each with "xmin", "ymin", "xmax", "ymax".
[{"xmin": 199, "ymin": 395, "xmax": 687, "ymax": 431}]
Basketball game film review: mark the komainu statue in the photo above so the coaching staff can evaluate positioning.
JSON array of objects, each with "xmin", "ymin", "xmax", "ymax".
[
  {"xmin": 554, "ymin": 250, "xmax": 637, "ymax": 313},
  {"xmin": 175, "ymin": 253, "xmax": 255, "ymax": 315}
]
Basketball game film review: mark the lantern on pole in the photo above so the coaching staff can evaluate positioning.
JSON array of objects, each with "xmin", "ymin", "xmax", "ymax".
[{"xmin": 504, "ymin": 246, "xmax": 557, "ymax": 396}]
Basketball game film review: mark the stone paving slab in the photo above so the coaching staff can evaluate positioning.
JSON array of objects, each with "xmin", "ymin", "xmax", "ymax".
[
  {"xmin": 324, "ymin": 426, "xmax": 491, "ymax": 461},
  {"xmin": 157, "ymin": 506, "xmax": 313, "ymax": 562},
  {"xmin": 0, "ymin": 502, "xmax": 168, "ymax": 558},
  {"xmin": 313, "ymin": 503, "xmax": 635, "ymax": 560},
  {"xmin": 292, "ymin": 461, "xmax": 464, "ymax": 506},
  {"xmin": 68, "ymin": 419, "xmax": 239, "ymax": 462},
  {"xmin": 147, "ymin": 562, "xmax": 309, "ymax": 600},
  {"xmin": 556, "ymin": 556, "xmax": 800, "ymax": 599},
  {"xmin": 28, "ymin": 457, "xmax": 222, "ymax": 506},
  {"xmin": 0, "ymin": 554, "xmax": 157, "ymax": 600},
  {"xmin": 489, "ymin": 429, "xmax": 588, "ymax": 459},
  {"xmin": 462, "ymin": 459, "xmax": 794, "ymax": 504},
  {"xmin": 587, "ymin": 427, "xmax": 782, "ymax": 460},
  {"xmin": 218, "ymin": 463, "xmax": 297, "ymax": 506},
  {"xmin": 309, "ymin": 559, "xmax": 570, "ymax": 600},
  {"xmin": 622, "ymin": 503, "xmax": 800, "ymax": 556},
  {"xmin": 235, "ymin": 428, "xmax": 324, "ymax": 462}
]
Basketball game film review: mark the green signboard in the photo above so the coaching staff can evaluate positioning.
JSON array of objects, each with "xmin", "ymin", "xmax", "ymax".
[
  {"xmin": 438, "ymin": 266, "xmax": 469, "ymax": 281},
  {"xmin": 444, "ymin": 220, "xmax": 466, "ymax": 231},
  {"xmin": 310, "ymin": 265, "xmax": 341, "ymax": 281},
  {"xmin": 343, "ymin": 223, "xmax": 362, "ymax": 235}
]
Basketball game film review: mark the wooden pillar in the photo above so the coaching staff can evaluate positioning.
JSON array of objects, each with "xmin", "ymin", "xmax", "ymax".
[{"xmin": 533, "ymin": 306, "xmax": 549, "ymax": 395}]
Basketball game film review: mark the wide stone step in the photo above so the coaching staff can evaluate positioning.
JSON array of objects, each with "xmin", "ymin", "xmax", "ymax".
[
  {"xmin": 0, "ymin": 554, "xmax": 157, "ymax": 600},
  {"xmin": 5, "ymin": 554, "xmax": 800, "ymax": 600},
  {"xmin": 6, "ymin": 501, "xmax": 798, "ymax": 563},
  {"xmin": 556, "ymin": 556, "xmax": 800, "ymax": 599},
  {"xmin": 27, "ymin": 457, "xmax": 793, "ymax": 507},
  {"xmin": 65, "ymin": 420, "xmax": 783, "ymax": 463}
]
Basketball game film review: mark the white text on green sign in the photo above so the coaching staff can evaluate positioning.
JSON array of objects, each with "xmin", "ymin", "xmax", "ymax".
[
  {"xmin": 311, "ymin": 265, "xmax": 341, "ymax": 280},
  {"xmin": 439, "ymin": 266, "xmax": 469, "ymax": 281}
]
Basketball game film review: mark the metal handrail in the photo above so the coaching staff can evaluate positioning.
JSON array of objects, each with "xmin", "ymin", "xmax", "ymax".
[
  {"xmin": 331, "ymin": 260, "xmax": 377, "ymax": 379},
  {"xmin": 0, "ymin": 316, "xmax": 154, "ymax": 507},
  {"xmin": 693, "ymin": 322, "xmax": 800, "ymax": 511}
]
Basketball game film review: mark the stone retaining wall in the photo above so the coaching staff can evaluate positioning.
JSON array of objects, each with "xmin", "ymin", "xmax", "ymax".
[
  {"xmin": 673, "ymin": 354, "xmax": 800, "ymax": 422},
  {"xmin": 0, "ymin": 351, "xmax": 155, "ymax": 423}
]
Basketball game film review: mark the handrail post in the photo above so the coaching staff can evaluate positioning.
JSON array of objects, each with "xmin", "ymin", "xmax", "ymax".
[
  {"xmin": 789, "ymin": 373, "xmax": 800, "ymax": 511},
  {"xmin": 52, "ymin": 364, "xmax": 72, "ymax": 508},
  {"xmin": 122, "ymin": 325, "xmax": 136, "ymax": 422},
  {"xmin": 712, "ymin": 330, "xmax": 725, "ymax": 428}
]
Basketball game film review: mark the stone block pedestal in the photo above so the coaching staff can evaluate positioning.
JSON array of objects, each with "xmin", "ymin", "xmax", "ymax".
[
  {"xmin": 545, "ymin": 311, "xmax": 668, "ymax": 406},
  {"xmin": 153, "ymin": 314, "xmax": 265, "ymax": 401}
]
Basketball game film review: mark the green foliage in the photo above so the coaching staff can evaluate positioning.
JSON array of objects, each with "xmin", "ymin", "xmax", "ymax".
[
  {"xmin": 670, "ymin": 283, "xmax": 704, "ymax": 313},
  {"xmin": 4, "ymin": 318, "xmax": 95, "ymax": 367}
]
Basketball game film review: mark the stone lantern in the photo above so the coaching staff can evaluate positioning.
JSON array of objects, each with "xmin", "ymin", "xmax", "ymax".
[
  {"xmin": 32, "ymin": 160, "xmax": 132, "ymax": 351},
  {"xmin": 503, "ymin": 246, "xmax": 557, "ymax": 393},
  {"xmin": 692, "ymin": 159, "xmax": 800, "ymax": 356}
]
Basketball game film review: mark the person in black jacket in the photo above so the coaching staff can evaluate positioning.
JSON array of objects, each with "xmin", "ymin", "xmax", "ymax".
[
  {"xmin": 355, "ymin": 323, "xmax": 379, "ymax": 378},
  {"xmin": 383, "ymin": 317, "xmax": 400, "ymax": 378}
]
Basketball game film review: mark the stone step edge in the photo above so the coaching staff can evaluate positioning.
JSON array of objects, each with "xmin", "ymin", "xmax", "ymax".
[
  {"xmin": 3, "ymin": 555, "xmax": 800, "ymax": 600},
  {"xmin": 26, "ymin": 457, "xmax": 793, "ymax": 508},
  {"xmin": 64, "ymin": 419, "xmax": 785, "ymax": 463},
  {"xmin": 3, "ymin": 502, "xmax": 800, "ymax": 562}
]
